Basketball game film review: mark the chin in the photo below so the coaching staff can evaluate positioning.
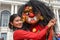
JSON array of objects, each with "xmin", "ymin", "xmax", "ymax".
[
  {"xmin": 30, "ymin": 22, "xmax": 36, "ymax": 24},
  {"xmin": 28, "ymin": 22, "xmax": 37, "ymax": 24},
  {"xmin": 16, "ymin": 26, "xmax": 22, "ymax": 28}
]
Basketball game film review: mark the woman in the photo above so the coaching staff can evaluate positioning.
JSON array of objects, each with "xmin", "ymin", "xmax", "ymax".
[{"xmin": 9, "ymin": 14, "xmax": 56, "ymax": 40}]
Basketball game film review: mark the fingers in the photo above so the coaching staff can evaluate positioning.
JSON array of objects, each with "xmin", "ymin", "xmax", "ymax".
[
  {"xmin": 47, "ymin": 18, "xmax": 57, "ymax": 28},
  {"xmin": 50, "ymin": 18, "xmax": 57, "ymax": 25},
  {"xmin": 50, "ymin": 18, "xmax": 57, "ymax": 27}
]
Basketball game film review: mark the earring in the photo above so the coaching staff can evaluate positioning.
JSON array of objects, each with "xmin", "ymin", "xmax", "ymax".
[
  {"xmin": 40, "ymin": 16, "xmax": 44, "ymax": 21},
  {"xmin": 32, "ymin": 28, "xmax": 36, "ymax": 33}
]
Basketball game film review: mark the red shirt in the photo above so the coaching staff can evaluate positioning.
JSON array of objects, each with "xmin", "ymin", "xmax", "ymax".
[
  {"xmin": 30, "ymin": 25, "xmax": 48, "ymax": 40},
  {"xmin": 13, "ymin": 25, "xmax": 49, "ymax": 40}
]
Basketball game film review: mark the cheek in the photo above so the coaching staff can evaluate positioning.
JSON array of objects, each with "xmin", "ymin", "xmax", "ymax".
[{"xmin": 13, "ymin": 22, "xmax": 18, "ymax": 26}]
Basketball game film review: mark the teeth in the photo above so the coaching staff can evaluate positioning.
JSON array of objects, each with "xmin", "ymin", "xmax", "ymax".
[
  {"xmin": 27, "ymin": 16, "xmax": 37, "ymax": 22},
  {"xmin": 34, "ymin": 17, "xmax": 37, "ymax": 20}
]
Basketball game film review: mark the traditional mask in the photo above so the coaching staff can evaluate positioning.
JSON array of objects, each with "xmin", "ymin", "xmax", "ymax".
[{"xmin": 22, "ymin": 6, "xmax": 44, "ymax": 24}]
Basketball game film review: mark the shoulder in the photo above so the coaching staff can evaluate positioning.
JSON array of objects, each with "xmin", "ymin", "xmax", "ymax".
[
  {"xmin": 13, "ymin": 30, "xmax": 26, "ymax": 37},
  {"xmin": 14, "ymin": 30, "xmax": 25, "ymax": 33}
]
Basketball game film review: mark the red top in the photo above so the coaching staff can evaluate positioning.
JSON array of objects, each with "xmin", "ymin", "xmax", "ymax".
[
  {"xmin": 30, "ymin": 25, "xmax": 48, "ymax": 40},
  {"xmin": 13, "ymin": 25, "xmax": 49, "ymax": 40}
]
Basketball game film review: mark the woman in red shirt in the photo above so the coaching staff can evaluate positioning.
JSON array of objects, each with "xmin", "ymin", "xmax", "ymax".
[{"xmin": 9, "ymin": 14, "xmax": 56, "ymax": 40}]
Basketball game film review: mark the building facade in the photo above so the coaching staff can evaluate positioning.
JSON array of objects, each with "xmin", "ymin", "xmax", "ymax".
[{"xmin": 0, "ymin": 0, "xmax": 60, "ymax": 40}]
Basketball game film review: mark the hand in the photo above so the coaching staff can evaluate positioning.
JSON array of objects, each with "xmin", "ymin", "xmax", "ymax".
[{"xmin": 47, "ymin": 18, "xmax": 57, "ymax": 28}]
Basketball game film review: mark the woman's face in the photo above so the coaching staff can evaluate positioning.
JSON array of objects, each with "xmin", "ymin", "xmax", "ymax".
[{"xmin": 11, "ymin": 16, "xmax": 23, "ymax": 28}]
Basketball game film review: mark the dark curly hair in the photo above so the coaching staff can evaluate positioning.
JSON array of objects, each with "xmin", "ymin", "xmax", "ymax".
[{"xmin": 18, "ymin": 0, "xmax": 55, "ymax": 30}]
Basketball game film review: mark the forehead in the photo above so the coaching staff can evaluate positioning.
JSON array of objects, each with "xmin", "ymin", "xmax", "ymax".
[
  {"xmin": 23, "ymin": 6, "xmax": 41, "ymax": 15},
  {"xmin": 24, "ymin": 6, "xmax": 32, "ymax": 9},
  {"xmin": 14, "ymin": 16, "xmax": 21, "ymax": 20}
]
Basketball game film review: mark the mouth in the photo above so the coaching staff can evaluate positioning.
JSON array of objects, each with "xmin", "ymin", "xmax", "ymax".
[
  {"xmin": 17, "ymin": 22, "xmax": 23, "ymax": 28},
  {"xmin": 27, "ymin": 16, "xmax": 38, "ymax": 24},
  {"xmin": 30, "ymin": 20, "xmax": 36, "ymax": 23},
  {"xmin": 17, "ymin": 24, "xmax": 23, "ymax": 28}
]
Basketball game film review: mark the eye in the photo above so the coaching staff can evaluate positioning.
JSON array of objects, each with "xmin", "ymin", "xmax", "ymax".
[
  {"xmin": 15, "ymin": 20, "xmax": 19, "ymax": 22},
  {"xmin": 20, "ymin": 19, "xmax": 22, "ymax": 21}
]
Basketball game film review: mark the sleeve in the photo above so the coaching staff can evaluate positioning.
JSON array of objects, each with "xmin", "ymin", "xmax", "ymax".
[{"xmin": 13, "ymin": 26, "xmax": 49, "ymax": 40}]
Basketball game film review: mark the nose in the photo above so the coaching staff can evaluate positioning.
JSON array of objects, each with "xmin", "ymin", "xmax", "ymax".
[
  {"xmin": 29, "ymin": 12, "xmax": 35, "ymax": 18},
  {"xmin": 19, "ymin": 21, "xmax": 23, "ymax": 24}
]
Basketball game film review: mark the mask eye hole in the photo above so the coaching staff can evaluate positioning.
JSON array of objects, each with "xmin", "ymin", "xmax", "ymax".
[{"xmin": 23, "ymin": 10, "xmax": 30, "ymax": 15}]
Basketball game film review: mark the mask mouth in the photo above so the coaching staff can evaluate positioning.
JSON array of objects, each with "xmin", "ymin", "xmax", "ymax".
[{"xmin": 27, "ymin": 16, "xmax": 38, "ymax": 24}]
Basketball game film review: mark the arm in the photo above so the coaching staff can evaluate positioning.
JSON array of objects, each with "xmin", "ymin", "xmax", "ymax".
[
  {"xmin": 13, "ymin": 26, "xmax": 48, "ymax": 40},
  {"xmin": 13, "ymin": 18, "xmax": 56, "ymax": 40}
]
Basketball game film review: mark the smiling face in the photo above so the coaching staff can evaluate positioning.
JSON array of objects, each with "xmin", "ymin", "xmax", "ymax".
[
  {"xmin": 10, "ymin": 16, "xmax": 23, "ymax": 28},
  {"xmin": 22, "ymin": 6, "xmax": 41, "ymax": 24}
]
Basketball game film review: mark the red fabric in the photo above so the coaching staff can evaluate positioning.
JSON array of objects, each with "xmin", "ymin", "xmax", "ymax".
[
  {"xmin": 48, "ymin": 27, "xmax": 53, "ymax": 40},
  {"xmin": 30, "ymin": 25, "xmax": 47, "ymax": 40},
  {"xmin": 13, "ymin": 25, "xmax": 49, "ymax": 40}
]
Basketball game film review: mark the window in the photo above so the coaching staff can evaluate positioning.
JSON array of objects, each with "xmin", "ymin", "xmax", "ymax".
[
  {"xmin": 59, "ymin": 15, "xmax": 60, "ymax": 22},
  {"xmin": 58, "ymin": 9, "xmax": 60, "ymax": 23},
  {"xmin": 0, "ymin": 33, "xmax": 1, "ymax": 38},
  {"xmin": 57, "ymin": 0, "xmax": 60, "ymax": 1},
  {"xmin": 1, "ymin": 10, "xmax": 11, "ymax": 27},
  {"xmin": 12, "ymin": 0, "xmax": 29, "ymax": 1},
  {"xmin": 1, "ymin": 33, "xmax": 7, "ymax": 40},
  {"xmin": 0, "ymin": 13, "xmax": 1, "ymax": 26}
]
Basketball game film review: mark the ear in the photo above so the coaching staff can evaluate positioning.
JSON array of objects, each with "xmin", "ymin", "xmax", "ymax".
[{"xmin": 10, "ymin": 22, "xmax": 13, "ymax": 26}]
